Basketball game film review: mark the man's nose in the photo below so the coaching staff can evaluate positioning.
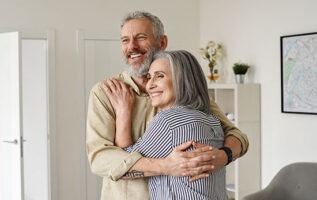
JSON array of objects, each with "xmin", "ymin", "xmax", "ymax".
[{"xmin": 127, "ymin": 39, "xmax": 139, "ymax": 50}]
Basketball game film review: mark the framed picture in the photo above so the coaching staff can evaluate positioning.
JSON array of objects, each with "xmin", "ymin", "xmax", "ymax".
[{"xmin": 280, "ymin": 32, "xmax": 317, "ymax": 114}]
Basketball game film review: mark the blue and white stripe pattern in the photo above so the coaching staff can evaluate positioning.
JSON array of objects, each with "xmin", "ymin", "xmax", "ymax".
[{"xmin": 125, "ymin": 106, "xmax": 227, "ymax": 200}]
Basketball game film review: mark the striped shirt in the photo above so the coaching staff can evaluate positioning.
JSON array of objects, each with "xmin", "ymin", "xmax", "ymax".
[{"xmin": 125, "ymin": 106, "xmax": 228, "ymax": 200}]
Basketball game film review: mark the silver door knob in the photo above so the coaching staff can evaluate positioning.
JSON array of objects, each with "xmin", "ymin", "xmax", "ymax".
[{"xmin": 2, "ymin": 139, "xmax": 18, "ymax": 144}]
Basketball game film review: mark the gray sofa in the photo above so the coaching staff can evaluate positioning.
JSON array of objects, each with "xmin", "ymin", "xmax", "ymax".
[{"xmin": 242, "ymin": 162, "xmax": 317, "ymax": 200}]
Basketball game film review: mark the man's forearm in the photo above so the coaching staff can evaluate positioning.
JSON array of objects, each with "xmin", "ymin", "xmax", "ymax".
[
  {"xmin": 122, "ymin": 136, "xmax": 245, "ymax": 180},
  {"xmin": 210, "ymin": 99, "xmax": 249, "ymax": 156},
  {"xmin": 224, "ymin": 135, "xmax": 242, "ymax": 160},
  {"xmin": 122, "ymin": 141, "xmax": 200, "ymax": 179},
  {"xmin": 123, "ymin": 157, "xmax": 164, "ymax": 179},
  {"xmin": 115, "ymin": 111, "xmax": 133, "ymax": 148}
]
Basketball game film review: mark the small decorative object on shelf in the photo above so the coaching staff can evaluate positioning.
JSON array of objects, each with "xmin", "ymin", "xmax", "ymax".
[
  {"xmin": 212, "ymin": 69, "xmax": 219, "ymax": 81},
  {"xmin": 232, "ymin": 62, "xmax": 250, "ymax": 84},
  {"xmin": 199, "ymin": 40, "xmax": 223, "ymax": 81},
  {"xmin": 207, "ymin": 69, "xmax": 219, "ymax": 82}
]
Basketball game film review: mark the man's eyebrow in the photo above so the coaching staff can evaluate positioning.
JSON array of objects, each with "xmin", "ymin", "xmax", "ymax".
[
  {"xmin": 136, "ymin": 33, "xmax": 147, "ymax": 36},
  {"xmin": 121, "ymin": 33, "xmax": 148, "ymax": 40}
]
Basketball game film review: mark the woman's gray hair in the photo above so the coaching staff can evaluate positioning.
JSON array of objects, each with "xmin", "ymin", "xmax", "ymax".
[
  {"xmin": 121, "ymin": 11, "xmax": 165, "ymax": 41},
  {"xmin": 153, "ymin": 50, "xmax": 211, "ymax": 114}
]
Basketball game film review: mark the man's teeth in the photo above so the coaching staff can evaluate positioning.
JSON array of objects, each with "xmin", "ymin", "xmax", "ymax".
[{"xmin": 131, "ymin": 54, "xmax": 141, "ymax": 59}]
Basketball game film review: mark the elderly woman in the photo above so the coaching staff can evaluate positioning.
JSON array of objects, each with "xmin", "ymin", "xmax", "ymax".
[{"xmin": 106, "ymin": 50, "xmax": 227, "ymax": 200}]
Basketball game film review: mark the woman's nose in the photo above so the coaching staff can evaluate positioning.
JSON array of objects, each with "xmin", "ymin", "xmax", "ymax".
[{"xmin": 146, "ymin": 78, "xmax": 156, "ymax": 90}]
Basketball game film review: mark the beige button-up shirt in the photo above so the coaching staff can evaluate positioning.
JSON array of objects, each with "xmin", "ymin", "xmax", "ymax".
[{"xmin": 86, "ymin": 71, "xmax": 249, "ymax": 200}]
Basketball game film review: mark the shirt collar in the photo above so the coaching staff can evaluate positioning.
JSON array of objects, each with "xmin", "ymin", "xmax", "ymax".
[{"xmin": 120, "ymin": 71, "xmax": 148, "ymax": 96}]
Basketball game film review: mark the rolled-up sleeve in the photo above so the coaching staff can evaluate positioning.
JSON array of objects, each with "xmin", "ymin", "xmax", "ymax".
[
  {"xmin": 210, "ymin": 99, "xmax": 249, "ymax": 156},
  {"xmin": 86, "ymin": 83, "xmax": 143, "ymax": 181}
]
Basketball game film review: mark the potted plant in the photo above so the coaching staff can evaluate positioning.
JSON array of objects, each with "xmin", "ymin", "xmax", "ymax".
[
  {"xmin": 232, "ymin": 62, "xmax": 250, "ymax": 83},
  {"xmin": 199, "ymin": 40, "xmax": 223, "ymax": 81}
]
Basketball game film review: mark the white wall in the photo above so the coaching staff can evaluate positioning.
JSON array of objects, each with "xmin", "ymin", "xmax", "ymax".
[
  {"xmin": 200, "ymin": 0, "xmax": 317, "ymax": 187},
  {"xmin": 0, "ymin": 1, "xmax": 199, "ymax": 200},
  {"xmin": 4, "ymin": 0, "xmax": 316, "ymax": 197}
]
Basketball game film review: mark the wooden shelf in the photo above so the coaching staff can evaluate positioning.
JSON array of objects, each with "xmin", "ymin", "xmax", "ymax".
[{"xmin": 208, "ymin": 83, "xmax": 261, "ymax": 200}]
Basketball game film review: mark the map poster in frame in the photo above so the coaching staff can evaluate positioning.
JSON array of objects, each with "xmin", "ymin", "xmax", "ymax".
[{"xmin": 280, "ymin": 32, "xmax": 317, "ymax": 114}]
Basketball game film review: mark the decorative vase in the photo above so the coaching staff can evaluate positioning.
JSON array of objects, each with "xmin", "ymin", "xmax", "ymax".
[
  {"xmin": 235, "ymin": 74, "xmax": 245, "ymax": 84},
  {"xmin": 207, "ymin": 64, "xmax": 219, "ymax": 82},
  {"xmin": 212, "ymin": 69, "xmax": 219, "ymax": 81},
  {"xmin": 207, "ymin": 66, "xmax": 214, "ymax": 82}
]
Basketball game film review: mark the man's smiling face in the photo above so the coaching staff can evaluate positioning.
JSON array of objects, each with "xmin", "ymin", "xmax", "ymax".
[{"xmin": 121, "ymin": 18, "xmax": 159, "ymax": 77}]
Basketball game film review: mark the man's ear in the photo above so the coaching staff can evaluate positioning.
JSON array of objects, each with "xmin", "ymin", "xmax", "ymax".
[{"xmin": 160, "ymin": 35, "xmax": 168, "ymax": 50}]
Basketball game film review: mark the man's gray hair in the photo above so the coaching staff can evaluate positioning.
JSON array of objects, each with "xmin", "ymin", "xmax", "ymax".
[
  {"xmin": 121, "ymin": 11, "xmax": 165, "ymax": 41},
  {"xmin": 153, "ymin": 50, "xmax": 211, "ymax": 114}
]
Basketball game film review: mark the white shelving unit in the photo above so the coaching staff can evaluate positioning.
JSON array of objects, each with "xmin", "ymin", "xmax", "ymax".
[{"xmin": 208, "ymin": 83, "xmax": 261, "ymax": 200}]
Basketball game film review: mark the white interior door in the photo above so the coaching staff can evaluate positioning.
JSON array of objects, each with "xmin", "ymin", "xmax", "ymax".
[
  {"xmin": 77, "ymin": 31, "xmax": 128, "ymax": 200},
  {"xmin": 85, "ymin": 38, "xmax": 125, "ymax": 199},
  {"xmin": 0, "ymin": 32, "xmax": 24, "ymax": 200}
]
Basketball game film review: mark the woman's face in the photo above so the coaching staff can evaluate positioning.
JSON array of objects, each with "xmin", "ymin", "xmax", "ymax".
[{"xmin": 146, "ymin": 58, "xmax": 175, "ymax": 110}]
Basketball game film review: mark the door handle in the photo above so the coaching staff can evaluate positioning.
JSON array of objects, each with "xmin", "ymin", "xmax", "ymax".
[{"xmin": 2, "ymin": 139, "xmax": 18, "ymax": 144}]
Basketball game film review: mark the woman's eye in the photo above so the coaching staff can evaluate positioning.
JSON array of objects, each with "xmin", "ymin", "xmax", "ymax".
[{"xmin": 147, "ymin": 73, "xmax": 165, "ymax": 82}]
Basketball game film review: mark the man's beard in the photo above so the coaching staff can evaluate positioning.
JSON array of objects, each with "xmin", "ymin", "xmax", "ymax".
[{"xmin": 126, "ymin": 48, "xmax": 156, "ymax": 78}]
